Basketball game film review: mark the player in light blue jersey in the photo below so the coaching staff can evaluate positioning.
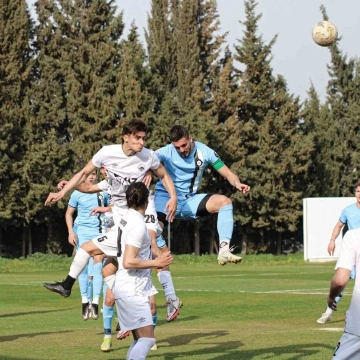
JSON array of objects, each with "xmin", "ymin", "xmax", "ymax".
[
  {"xmin": 154, "ymin": 125, "xmax": 250, "ymax": 321},
  {"xmin": 317, "ymin": 182, "xmax": 360, "ymax": 324},
  {"xmin": 66, "ymin": 170, "xmax": 109, "ymax": 320}
]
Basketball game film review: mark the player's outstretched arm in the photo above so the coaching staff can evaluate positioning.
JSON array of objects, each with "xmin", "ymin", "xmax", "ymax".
[
  {"xmin": 328, "ymin": 221, "xmax": 344, "ymax": 256},
  {"xmin": 152, "ymin": 164, "xmax": 177, "ymax": 222},
  {"xmin": 65, "ymin": 206, "xmax": 77, "ymax": 246},
  {"xmin": 217, "ymin": 165, "xmax": 250, "ymax": 194},
  {"xmin": 45, "ymin": 160, "xmax": 96, "ymax": 206}
]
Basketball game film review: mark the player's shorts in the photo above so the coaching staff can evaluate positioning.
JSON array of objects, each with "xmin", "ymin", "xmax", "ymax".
[
  {"xmin": 155, "ymin": 192, "xmax": 211, "ymax": 223},
  {"xmin": 115, "ymin": 295, "xmax": 153, "ymax": 331},
  {"xmin": 332, "ymin": 331, "xmax": 360, "ymax": 359},
  {"xmin": 92, "ymin": 228, "xmax": 118, "ymax": 257}
]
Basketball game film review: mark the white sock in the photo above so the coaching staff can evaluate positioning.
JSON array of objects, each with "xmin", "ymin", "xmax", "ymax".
[
  {"xmin": 157, "ymin": 271, "xmax": 176, "ymax": 301},
  {"xmin": 69, "ymin": 248, "xmax": 91, "ymax": 279},
  {"xmin": 128, "ymin": 338, "xmax": 155, "ymax": 360},
  {"xmin": 92, "ymin": 297, "xmax": 99, "ymax": 305},
  {"xmin": 325, "ymin": 307, "xmax": 333, "ymax": 315},
  {"xmin": 104, "ymin": 274, "xmax": 116, "ymax": 291},
  {"xmin": 126, "ymin": 340, "xmax": 137, "ymax": 360},
  {"xmin": 219, "ymin": 240, "xmax": 230, "ymax": 253},
  {"xmin": 81, "ymin": 296, "xmax": 88, "ymax": 303}
]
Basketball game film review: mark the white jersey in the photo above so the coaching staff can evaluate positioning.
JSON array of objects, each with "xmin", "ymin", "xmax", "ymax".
[
  {"xmin": 92, "ymin": 144, "xmax": 160, "ymax": 209},
  {"xmin": 113, "ymin": 208, "xmax": 157, "ymax": 298},
  {"xmin": 335, "ymin": 228, "xmax": 360, "ymax": 336}
]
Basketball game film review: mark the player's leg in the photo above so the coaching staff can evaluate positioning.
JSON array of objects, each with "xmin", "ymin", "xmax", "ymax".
[
  {"xmin": 101, "ymin": 284, "xmax": 114, "ymax": 352},
  {"xmin": 90, "ymin": 254, "xmax": 103, "ymax": 320},
  {"xmin": 190, "ymin": 193, "xmax": 241, "ymax": 265},
  {"xmin": 332, "ymin": 331, "xmax": 360, "ymax": 360},
  {"xmin": 44, "ymin": 230, "xmax": 117, "ymax": 297},
  {"xmin": 116, "ymin": 296, "xmax": 155, "ymax": 360},
  {"xmin": 149, "ymin": 295, "xmax": 158, "ymax": 350},
  {"xmin": 153, "ymin": 193, "xmax": 183, "ymax": 322}
]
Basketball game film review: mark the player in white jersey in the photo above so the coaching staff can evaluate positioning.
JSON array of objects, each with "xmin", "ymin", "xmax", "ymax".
[
  {"xmin": 328, "ymin": 228, "xmax": 360, "ymax": 359},
  {"xmin": 114, "ymin": 182, "xmax": 173, "ymax": 359},
  {"xmin": 43, "ymin": 119, "xmax": 177, "ymax": 300}
]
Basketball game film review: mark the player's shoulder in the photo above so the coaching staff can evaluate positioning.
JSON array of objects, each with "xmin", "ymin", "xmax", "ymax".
[
  {"xmin": 343, "ymin": 203, "xmax": 358, "ymax": 212},
  {"xmin": 194, "ymin": 141, "xmax": 214, "ymax": 152}
]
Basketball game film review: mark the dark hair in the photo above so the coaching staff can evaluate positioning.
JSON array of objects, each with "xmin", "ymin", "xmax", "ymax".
[
  {"xmin": 169, "ymin": 125, "xmax": 190, "ymax": 142},
  {"xmin": 122, "ymin": 119, "xmax": 148, "ymax": 138},
  {"xmin": 354, "ymin": 182, "xmax": 360, "ymax": 191},
  {"xmin": 126, "ymin": 182, "xmax": 149, "ymax": 210}
]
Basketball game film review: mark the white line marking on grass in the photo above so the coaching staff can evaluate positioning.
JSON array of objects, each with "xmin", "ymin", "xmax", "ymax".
[{"xmin": 318, "ymin": 328, "xmax": 343, "ymax": 332}]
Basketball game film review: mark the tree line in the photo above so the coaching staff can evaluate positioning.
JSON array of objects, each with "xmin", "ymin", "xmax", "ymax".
[{"xmin": 1, "ymin": 0, "xmax": 359, "ymax": 257}]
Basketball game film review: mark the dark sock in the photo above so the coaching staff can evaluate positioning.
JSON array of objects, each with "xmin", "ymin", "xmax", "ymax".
[
  {"xmin": 62, "ymin": 275, "xmax": 76, "ymax": 290},
  {"xmin": 104, "ymin": 328, "xmax": 112, "ymax": 335}
]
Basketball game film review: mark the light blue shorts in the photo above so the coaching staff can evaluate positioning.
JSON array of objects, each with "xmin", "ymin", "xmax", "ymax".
[{"xmin": 154, "ymin": 192, "xmax": 209, "ymax": 220}]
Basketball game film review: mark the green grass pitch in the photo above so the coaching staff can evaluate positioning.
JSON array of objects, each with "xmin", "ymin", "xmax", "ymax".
[{"xmin": 0, "ymin": 256, "xmax": 351, "ymax": 359}]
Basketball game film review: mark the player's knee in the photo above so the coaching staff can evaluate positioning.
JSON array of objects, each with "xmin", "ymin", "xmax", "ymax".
[{"xmin": 219, "ymin": 195, "xmax": 232, "ymax": 208}]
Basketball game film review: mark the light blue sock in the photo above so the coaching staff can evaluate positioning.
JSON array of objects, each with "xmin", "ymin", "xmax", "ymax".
[
  {"xmin": 152, "ymin": 313, "xmax": 158, "ymax": 329},
  {"xmin": 217, "ymin": 204, "xmax": 234, "ymax": 243},
  {"xmin": 92, "ymin": 262, "xmax": 103, "ymax": 303},
  {"xmin": 103, "ymin": 305, "xmax": 114, "ymax": 334},
  {"xmin": 78, "ymin": 264, "xmax": 88, "ymax": 301},
  {"xmin": 87, "ymin": 278, "xmax": 93, "ymax": 302}
]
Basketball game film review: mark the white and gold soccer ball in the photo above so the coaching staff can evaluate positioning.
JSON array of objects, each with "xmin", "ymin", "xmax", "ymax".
[{"xmin": 312, "ymin": 20, "xmax": 338, "ymax": 47}]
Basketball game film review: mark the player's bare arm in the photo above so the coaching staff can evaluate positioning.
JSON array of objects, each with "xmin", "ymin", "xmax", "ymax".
[
  {"xmin": 327, "ymin": 267, "xmax": 351, "ymax": 310},
  {"xmin": 65, "ymin": 206, "xmax": 77, "ymax": 246},
  {"xmin": 123, "ymin": 244, "xmax": 173, "ymax": 269},
  {"xmin": 142, "ymin": 170, "xmax": 153, "ymax": 189},
  {"xmin": 217, "ymin": 165, "xmax": 250, "ymax": 194},
  {"xmin": 90, "ymin": 205, "xmax": 113, "ymax": 216},
  {"xmin": 152, "ymin": 164, "xmax": 177, "ymax": 221},
  {"xmin": 328, "ymin": 221, "xmax": 344, "ymax": 256},
  {"xmin": 45, "ymin": 160, "xmax": 96, "ymax": 206}
]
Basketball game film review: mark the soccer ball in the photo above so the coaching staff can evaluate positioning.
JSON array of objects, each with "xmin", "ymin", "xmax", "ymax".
[{"xmin": 312, "ymin": 20, "xmax": 338, "ymax": 47}]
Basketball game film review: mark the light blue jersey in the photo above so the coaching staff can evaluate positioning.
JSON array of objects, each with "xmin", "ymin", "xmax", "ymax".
[
  {"xmin": 339, "ymin": 204, "xmax": 360, "ymax": 230},
  {"xmin": 155, "ymin": 141, "xmax": 224, "ymax": 199},
  {"xmin": 68, "ymin": 191, "xmax": 109, "ymax": 237}
]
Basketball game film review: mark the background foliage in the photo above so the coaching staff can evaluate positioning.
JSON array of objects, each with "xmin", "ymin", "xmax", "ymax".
[{"xmin": 1, "ymin": 0, "xmax": 358, "ymax": 258}]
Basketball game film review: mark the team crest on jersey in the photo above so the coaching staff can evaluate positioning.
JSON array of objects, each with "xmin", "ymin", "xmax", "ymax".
[
  {"xmin": 120, "ymin": 219, "xmax": 127, "ymax": 227},
  {"xmin": 196, "ymin": 159, "xmax": 203, "ymax": 168},
  {"xmin": 111, "ymin": 163, "xmax": 118, "ymax": 167},
  {"xmin": 137, "ymin": 165, "xmax": 145, "ymax": 171}
]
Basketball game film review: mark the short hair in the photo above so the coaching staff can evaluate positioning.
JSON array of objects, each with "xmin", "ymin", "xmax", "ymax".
[
  {"xmin": 354, "ymin": 182, "xmax": 360, "ymax": 191},
  {"xmin": 169, "ymin": 125, "xmax": 190, "ymax": 142},
  {"xmin": 122, "ymin": 119, "xmax": 148, "ymax": 138},
  {"xmin": 126, "ymin": 182, "xmax": 149, "ymax": 210}
]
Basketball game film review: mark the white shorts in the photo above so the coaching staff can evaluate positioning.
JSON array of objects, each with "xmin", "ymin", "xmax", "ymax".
[
  {"xmin": 333, "ymin": 332, "xmax": 360, "ymax": 359},
  {"xmin": 92, "ymin": 228, "xmax": 118, "ymax": 257},
  {"xmin": 115, "ymin": 296, "xmax": 153, "ymax": 331}
]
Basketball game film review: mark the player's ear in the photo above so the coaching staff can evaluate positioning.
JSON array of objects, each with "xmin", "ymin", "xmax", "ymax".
[
  {"xmin": 189, "ymin": 135, "xmax": 193, "ymax": 142},
  {"xmin": 123, "ymin": 134, "xmax": 129, "ymax": 143}
]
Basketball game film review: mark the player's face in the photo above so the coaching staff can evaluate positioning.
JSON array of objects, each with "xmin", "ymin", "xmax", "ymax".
[
  {"xmin": 100, "ymin": 166, "xmax": 108, "ymax": 181},
  {"xmin": 123, "ymin": 131, "xmax": 146, "ymax": 153},
  {"xmin": 86, "ymin": 171, "xmax": 97, "ymax": 185},
  {"xmin": 172, "ymin": 136, "xmax": 193, "ymax": 158}
]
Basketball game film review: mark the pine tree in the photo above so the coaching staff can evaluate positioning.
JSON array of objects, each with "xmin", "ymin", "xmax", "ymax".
[
  {"xmin": 0, "ymin": 1, "xmax": 33, "ymax": 230},
  {"xmin": 224, "ymin": 0, "xmax": 312, "ymax": 253}
]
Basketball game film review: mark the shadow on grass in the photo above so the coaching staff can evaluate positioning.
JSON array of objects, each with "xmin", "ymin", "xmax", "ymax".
[
  {"xmin": 0, "ymin": 308, "xmax": 74, "ymax": 319},
  {"xmin": 0, "ymin": 330, "xmax": 72, "ymax": 343},
  {"xmin": 157, "ymin": 332, "xmax": 335, "ymax": 360}
]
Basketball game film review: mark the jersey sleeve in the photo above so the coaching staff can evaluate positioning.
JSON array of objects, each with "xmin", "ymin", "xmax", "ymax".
[
  {"xmin": 125, "ymin": 224, "xmax": 147, "ymax": 249},
  {"xmin": 150, "ymin": 150, "xmax": 161, "ymax": 170},
  {"xmin": 205, "ymin": 144, "xmax": 225, "ymax": 171},
  {"xmin": 68, "ymin": 191, "xmax": 78, "ymax": 209},
  {"xmin": 339, "ymin": 208, "xmax": 348, "ymax": 224},
  {"xmin": 92, "ymin": 147, "xmax": 106, "ymax": 168},
  {"xmin": 155, "ymin": 147, "xmax": 166, "ymax": 163},
  {"xmin": 335, "ymin": 230, "xmax": 356, "ymax": 271},
  {"xmin": 98, "ymin": 179, "xmax": 110, "ymax": 192}
]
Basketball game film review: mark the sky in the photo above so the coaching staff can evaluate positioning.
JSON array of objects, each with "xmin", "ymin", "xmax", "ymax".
[{"xmin": 26, "ymin": 0, "xmax": 360, "ymax": 102}]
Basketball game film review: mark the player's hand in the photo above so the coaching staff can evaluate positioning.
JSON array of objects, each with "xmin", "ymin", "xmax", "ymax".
[
  {"xmin": 45, "ymin": 192, "xmax": 64, "ymax": 206},
  {"xmin": 90, "ymin": 206, "xmax": 109, "ymax": 216},
  {"xmin": 142, "ymin": 171, "xmax": 153, "ymax": 189},
  {"xmin": 328, "ymin": 240, "xmax": 336, "ymax": 256},
  {"xmin": 156, "ymin": 251, "xmax": 173, "ymax": 268},
  {"xmin": 57, "ymin": 180, "xmax": 68, "ymax": 190},
  {"xmin": 164, "ymin": 196, "xmax": 177, "ymax": 222},
  {"xmin": 68, "ymin": 231, "xmax": 77, "ymax": 246},
  {"xmin": 235, "ymin": 182, "xmax": 250, "ymax": 194},
  {"xmin": 327, "ymin": 295, "xmax": 337, "ymax": 311}
]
